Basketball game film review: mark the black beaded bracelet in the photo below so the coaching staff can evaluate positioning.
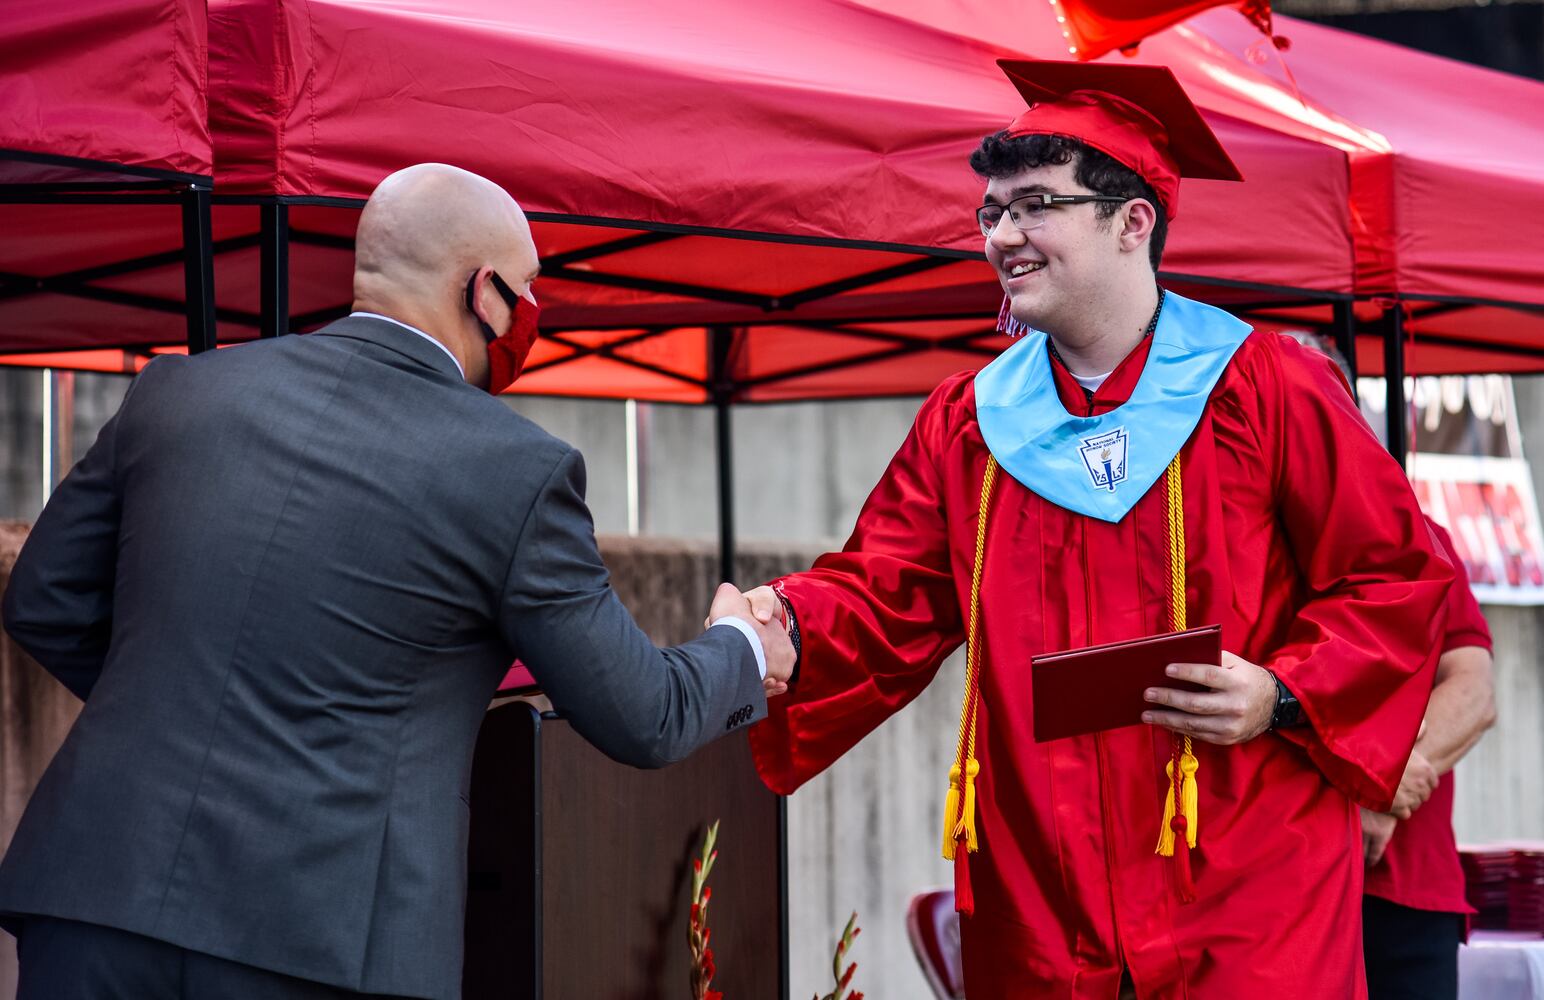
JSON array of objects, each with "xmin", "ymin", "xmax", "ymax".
[{"xmin": 777, "ymin": 591, "xmax": 802, "ymax": 686}]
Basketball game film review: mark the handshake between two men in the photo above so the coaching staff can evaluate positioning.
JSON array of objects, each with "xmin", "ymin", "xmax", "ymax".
[{"xmin": 707, "ymin": 583, "xmax": 796, "ymax": 699}]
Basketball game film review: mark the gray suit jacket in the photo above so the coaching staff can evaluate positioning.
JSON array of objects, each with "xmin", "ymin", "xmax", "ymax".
[{"xmin": 0, "ymin": 316, "xmax": 766, "ymax": 999}]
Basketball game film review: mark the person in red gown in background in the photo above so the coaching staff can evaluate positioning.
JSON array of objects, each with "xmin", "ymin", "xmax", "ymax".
[
  {"xmin": 1280, "ymin": 329, "xmax": 1498, "ymax": 1000},
  {"xmin": 1363, "ymin": 520, "xmax": 1494, "ymax": 1000},
  {"xmin": 737, "ymin": 60, "xmax": 1454, "ymax": 999}
]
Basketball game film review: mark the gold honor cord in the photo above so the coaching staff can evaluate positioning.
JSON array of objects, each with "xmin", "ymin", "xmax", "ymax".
[
  {"xmin": 942, "ymin": 455, "xmax": 997, "ymax": 862},
  {"xmin": 942, "ymin": 452, "xmax": 1199, "ymax": 900},
  {"xmin": 1156, "ymin": 457, "xmax": 1199, "ymax": 858}
]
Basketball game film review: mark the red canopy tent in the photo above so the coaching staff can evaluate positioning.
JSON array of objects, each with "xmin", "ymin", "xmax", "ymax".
[
  {"xmin": 1, "ymin": 0, "xmax": 1355, "ymax": 397},
  {"xmin": 852, "ymin": 0, "xmax": 1544, "ymax": 384},
  {"xmin": 0, "ymin": 0, "xmax": 216, "ymax": 357},
  {"xmin": 1167, "ymin": 11, "xmax": 1544, "ymax": 379}
]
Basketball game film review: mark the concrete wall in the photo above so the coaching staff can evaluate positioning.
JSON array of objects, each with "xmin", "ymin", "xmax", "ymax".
[
  {"xmin": 0, "ymin": 370, "xmax": 129, "ymax": 522},
  {"xmin": 2, "ymin": 366, "xmax": 1541, "ymax": 998},
  {"xmin": 1452, "ymin": 604, "xmax": 1544, "ymax": 844}
]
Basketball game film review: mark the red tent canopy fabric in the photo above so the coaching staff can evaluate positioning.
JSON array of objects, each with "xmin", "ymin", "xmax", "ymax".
[
  {"xmin": 1, "ymin": 0, "xmax": 210, "ymax": 182},
  {"xmin": 1141, "ymin": 11, "xmax": 1544, "ymax": 371},
  {"xmin": 3, "ymin": 0, "xmax": 1539, "ymax": 383},
  {"xmin": 204, "ymin": 0, "xmax": 1348, "ymax": 266},
  {"xmin": 0, "ymin": 0, "xmax": 1358, "ymax": 395},
  {"xmin": 0, "ymin": 0, "xmax": 214, "ymax": 374},
  {"xmin": 1178, "ymin": 10, "xmax": 1544, "ymax": 308},
  {"xmin": 836, "ymin": 0, "xmax": 1544, "ymax": 374}
]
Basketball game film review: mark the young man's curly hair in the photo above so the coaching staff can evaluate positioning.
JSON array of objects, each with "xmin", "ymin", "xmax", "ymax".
[{"xmin": 969, "ymin": 132, "xmax": 1168, "ymax": 271}]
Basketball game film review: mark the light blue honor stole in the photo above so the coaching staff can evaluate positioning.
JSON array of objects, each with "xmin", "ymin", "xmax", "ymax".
[{"xmin": 975, "ymin": 292, "xmax": 1251, "ymax": 524}]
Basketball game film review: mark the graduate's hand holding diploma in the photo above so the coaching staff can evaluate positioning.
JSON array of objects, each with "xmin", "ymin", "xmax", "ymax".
[{"xmin": 1141, "ymin": 650, "xmax": 1278, "ymax": 745}]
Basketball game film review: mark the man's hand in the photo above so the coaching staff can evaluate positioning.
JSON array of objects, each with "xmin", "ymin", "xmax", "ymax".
[
  {"xmin": 1389, "ymin": 749, "xmax": 1438, "ymax": 820},
  {"xmin": 1361, "ymin": 808, "xmax": 1398, "ymax": 867},
  {"xmin": 707, "ymin": 583, "xmax": 793, "ymax": 697},
  {"xmin": 1141, "ymin": 650, "xmax": 1277, "ymax": 745},
  {"xmin": 740, "ymin": 585, "xmax": 782, "ymax": 628}
]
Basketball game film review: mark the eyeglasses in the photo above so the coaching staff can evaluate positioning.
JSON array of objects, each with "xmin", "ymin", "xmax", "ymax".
[{"xmin": 977, "ymin": 193, "xmax": 1129, "ymax": 237}]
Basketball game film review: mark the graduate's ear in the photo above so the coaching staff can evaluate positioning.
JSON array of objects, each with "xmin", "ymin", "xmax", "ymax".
[{"xmin": 1118, "ymin": 198, "xmax": 1159, "ymax": 257}]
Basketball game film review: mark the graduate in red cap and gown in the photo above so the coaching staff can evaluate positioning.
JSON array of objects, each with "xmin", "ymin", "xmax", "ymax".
[{"xmin": 740, "ymin": 60, "xmax": 1454, "ymax": 999}]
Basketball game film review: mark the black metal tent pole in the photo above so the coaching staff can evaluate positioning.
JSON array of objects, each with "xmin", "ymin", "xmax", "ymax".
[
  {"xmin": 710, "ymin": 325, "xmax": 736, "ymax": 586},
  {"xmin": 259, "ymin": 201, "xmax": 291, "ymax": 338},
  {"xmin": 1332, "ymin": 300, "xmax": 1358, "ymax": 383},
  {"xmin": 707, "ymin": 323, "xmax": 791, "ymax": 1000},
  {"xmin": 180, "ymin": 184, "xmax": 217, "ymax": 354},
  {"xmin": 1383, "ymin": 301, "xmax": 1408, "ymax": 468}
]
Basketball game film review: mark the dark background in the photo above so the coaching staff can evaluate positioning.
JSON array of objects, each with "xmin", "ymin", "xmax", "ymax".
[{"xmin": 1277, "ymin": 0, "xmax": 1544, "ymax": 79}]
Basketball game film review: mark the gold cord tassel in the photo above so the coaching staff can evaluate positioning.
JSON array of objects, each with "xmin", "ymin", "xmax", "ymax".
[
  {"xmin": 1156, "ymin": 456, "xmax": 1201, "ymax": 859},
  {"xmin": 941, "ymin": 759, "xmax": 981, "ymax": 860},
  {"xmin": 942, "ymin": 456, "xmax": 998, "ymax": 862},
  {"xmin": 1155, "ymin": 742, "xmax": 1200, "ymax": 854},
  {"xmin": 941, "ymin": 764, "xmax": 963, "ymax": 860},
  {"xmin": 955, "ymin": 758, "xmax": 981, "ymax": 852},
  {"xmin": 1179, "ymin": 748, "xmax": 1199, "ymax": 845}
]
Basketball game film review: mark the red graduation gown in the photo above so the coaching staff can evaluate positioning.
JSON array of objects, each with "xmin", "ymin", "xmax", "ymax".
[
  {"xmin": 750, "ymin": 330, "xmax": 1453, "ymax": 999},
  {"xmin": 1363, "ymin": 520, "xmax": 1491, "ymax": 920}
]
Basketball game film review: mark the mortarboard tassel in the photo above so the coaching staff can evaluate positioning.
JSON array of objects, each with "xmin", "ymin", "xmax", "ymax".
[{"xmin": 997, "ymin": 295, "xmax": 1032, "ymax": 339}]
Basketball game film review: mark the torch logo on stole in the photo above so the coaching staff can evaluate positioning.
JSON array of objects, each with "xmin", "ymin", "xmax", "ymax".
[{"xmin": 1078, "ymin": 427, "xmax": 1129, "ymax": 492}]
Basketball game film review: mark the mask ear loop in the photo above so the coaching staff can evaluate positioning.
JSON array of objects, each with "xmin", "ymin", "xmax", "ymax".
[{"xmin": 464, "ymin": 271, "xmax": 498, "ymax": 343}]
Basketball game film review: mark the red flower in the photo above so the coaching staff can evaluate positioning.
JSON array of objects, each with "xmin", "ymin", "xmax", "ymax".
[
  {"xmin": 706, "ymin": 992, "xmax": 723, "ymax": 1000},
  {"xmin": 702, "ymin": 886, "xmax": 712, "ymax": 903}
]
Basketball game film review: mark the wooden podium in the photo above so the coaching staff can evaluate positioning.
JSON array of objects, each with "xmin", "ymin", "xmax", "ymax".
[{"xmin": 464, "ymin": 701, "xmax": 785, "ymax": 999}]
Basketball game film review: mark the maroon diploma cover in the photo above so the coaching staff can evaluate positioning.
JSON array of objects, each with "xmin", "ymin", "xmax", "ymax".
[{"xmin": 1031, "ymin": 625, "xmax": 1221, "ymax": 742}]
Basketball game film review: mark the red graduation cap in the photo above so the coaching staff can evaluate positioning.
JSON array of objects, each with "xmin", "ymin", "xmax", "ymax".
[{"xmin": 997, "ymin": 59, "xmax": 1243, "ymax": 219}]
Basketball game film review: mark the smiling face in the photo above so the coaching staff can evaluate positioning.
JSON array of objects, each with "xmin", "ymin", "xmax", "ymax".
[{"xmin": 982, "ymin": 158, "xmax": 1133, "ymax": 341}]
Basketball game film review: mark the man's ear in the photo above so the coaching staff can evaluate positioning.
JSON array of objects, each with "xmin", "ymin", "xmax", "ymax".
[{"xmin": 1119, "ymin": 199, "xmax": 1158, "ymax": 255}]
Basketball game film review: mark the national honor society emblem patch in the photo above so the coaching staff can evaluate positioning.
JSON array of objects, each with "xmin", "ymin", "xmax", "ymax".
[{"xmin": 1078, "ymin": 427, "xmax": 1128, "ymax": 492}]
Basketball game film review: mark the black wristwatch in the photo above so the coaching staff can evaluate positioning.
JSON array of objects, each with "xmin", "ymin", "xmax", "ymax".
[{"xmin": 1268, "ymin": 671, "xmax": 1303, "ymax": 730}]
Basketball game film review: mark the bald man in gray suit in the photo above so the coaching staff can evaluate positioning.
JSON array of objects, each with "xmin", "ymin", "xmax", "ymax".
[{"xmin": 0, "ymin": 164, "xmax": 792, "ymax": 1000}]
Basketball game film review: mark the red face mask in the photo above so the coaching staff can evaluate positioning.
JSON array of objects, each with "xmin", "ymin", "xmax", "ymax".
[{"xmin": 466, "ymin": 270, "xmax": 540, "ymax": 394}]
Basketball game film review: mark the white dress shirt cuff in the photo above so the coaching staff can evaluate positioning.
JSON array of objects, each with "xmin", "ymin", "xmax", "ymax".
[{"xmin": 709, "ymin": 617, "xmax": 767, "ymax": 680}]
